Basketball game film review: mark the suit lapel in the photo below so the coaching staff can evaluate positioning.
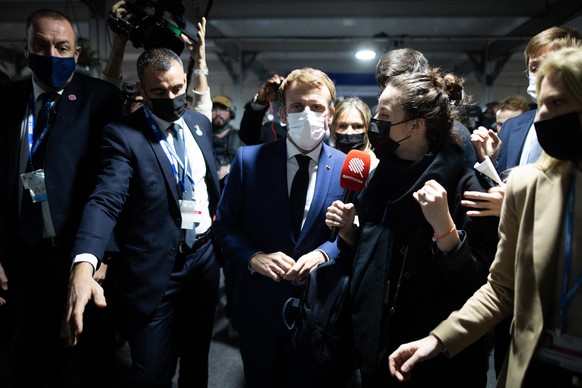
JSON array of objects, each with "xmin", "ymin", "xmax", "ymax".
[
  {"xmin": 532, "ymin": 162, "xmax": 571, "ymax": 314},
  {"xmin": 140, "ymin": 112, "xmax": 181, "ymax": 206},
  {"xmin": 507, "ymin": 112, "xmax": 535, "ymax": 168},
  {"xmin": 49, "ymin": 75, "xmax": 82, "ymax": 145},
  {"xmin": 299, "ymin": 144, "xmax": 335, "ymax": 242},
  {"xmin": 268, "ymin": 141, "xmax": 294, "ymax": 241}
]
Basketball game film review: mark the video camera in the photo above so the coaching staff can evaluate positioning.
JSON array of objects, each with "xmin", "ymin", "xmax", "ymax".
[{"xmin": 107, "ymin": 0, "xmax": 202, "ymax": 55}]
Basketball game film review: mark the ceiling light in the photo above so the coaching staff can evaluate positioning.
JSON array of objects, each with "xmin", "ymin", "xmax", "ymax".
[{"xmin": 355, "ymin": 49, "xmax": 376, "ymax": 61}]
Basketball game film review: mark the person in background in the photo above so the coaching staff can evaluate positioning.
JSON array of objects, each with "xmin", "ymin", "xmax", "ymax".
[
  {"xmin": 469, "ymin": 95, "xmax": 530, "ymax": 171},
  {"xmin": 481, "ymin": 101, "xmax": 499, "ymax": 130},
  {"xmin": 375, "ymin": 48, "xmax": 478, "ymax": 169},
  {"xmin": 213, "ymin": 67, "xmax": 346, "ymax": 388},
  {"xmin": 326, "ymin": 69, "xmax": 498, "ymax": 387},
  {"xmin": 103, "ymin": 0, "xmax": 212, "ymax": 120},
  {"xmin": 330, "ymin": 97, "xmax": 379, "ymax": 170},
  {"xmin": 0, "ymin": 8, "xmax": 122, "ymax": 387},
  {"xmin": 389, "ymin": 47, "xmax": 582, "ymax": 388},
  {"xmin": 463, "ymin": 27, "xmax": 581, "ymax": 218},
  {"xmin": 494, "ymin": 95, "xmax": 530, "ymax": 133},
  {"xmin": 460, "ymin": 104, "xmax": 484, "ymax": 131},
  {"xmin": 239, "ymin": 74, "xmax": 288, "ymax": 145},
  {"xmin": 211, "ymin": 95, "xmax": 244, "ymax": 180}
]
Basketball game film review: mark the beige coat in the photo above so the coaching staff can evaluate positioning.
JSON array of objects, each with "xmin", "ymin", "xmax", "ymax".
[{"xmin": 432, "ymin": 160, "xmax": 573, "ymax": 388}]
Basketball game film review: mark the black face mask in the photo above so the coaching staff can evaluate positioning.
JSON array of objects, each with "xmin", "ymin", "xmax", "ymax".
[
  {"xmin": 534, "ymin": 111, "xmax": 582, "ymax": 161},
  {"xmin": 148, "ymin": 93, "xmax": 188, "ymax": 122},
  {"xmin": 335, "ymin": 133, "xmax": 366, "ymax": 154},
  {"xmin": 368, "ymin": 118, "xmax": 412, "ymax": 159}
]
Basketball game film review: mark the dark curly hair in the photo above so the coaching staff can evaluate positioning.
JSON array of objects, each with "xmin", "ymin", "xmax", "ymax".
[{"xmin": 386, "ymin": 68, "xmax": 463, "ymax": 150}]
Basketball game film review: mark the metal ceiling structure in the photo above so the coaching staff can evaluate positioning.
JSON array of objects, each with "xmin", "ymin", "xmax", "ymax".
[{"xmin": 1, "ymin": 0, "xmax": 581, "ymax": 110}]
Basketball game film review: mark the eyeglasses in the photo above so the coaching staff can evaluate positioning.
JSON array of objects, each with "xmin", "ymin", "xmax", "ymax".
[{"xmin": 368, "ymin": 117, "xmax": 412, "ymax": 135}]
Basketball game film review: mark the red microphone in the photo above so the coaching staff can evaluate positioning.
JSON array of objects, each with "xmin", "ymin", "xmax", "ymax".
[{"xmin": 329, "ymin": 149, "xmax": 371, "ymax": 242}]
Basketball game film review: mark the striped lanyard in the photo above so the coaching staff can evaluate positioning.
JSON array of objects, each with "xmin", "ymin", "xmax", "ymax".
[{"xmin": 144, "ymin": 106, "xmax": 194, "ymax": 195}]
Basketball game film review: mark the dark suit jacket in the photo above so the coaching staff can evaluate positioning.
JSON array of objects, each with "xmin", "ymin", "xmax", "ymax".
[
  {"xmin": 0, "ymin": 73, "xmax": 122, "ymax": 259},
  {"xmin": 72, "ymin": 108, "xmax": 220, "ymax": 317},
  {"xmin": 213, "ymin": 140, "xmax": 345, "ymax": 334},
  {"xmin": 239, "ymin": 101, "xmax": 287, "ymax": 145},
  {"xmin": 496, "ymin": 109, "xmax": 536, "ymax": 179}
]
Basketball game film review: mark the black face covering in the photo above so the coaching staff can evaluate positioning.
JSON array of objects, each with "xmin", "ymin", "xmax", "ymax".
[
  {"xmin": 534, "ymin": 111, "xmax": 582, "ymax": 161},
  {"xmin": 368, "ymin": 118, "xmax": 412, "ymax": 159},
  {"xmin": 335, "ymin": 133, "xmax": 366, "ymax": 154},
  {"xmin": 148, "ymin": 93, "xmax": 188, "ymax": 121}
]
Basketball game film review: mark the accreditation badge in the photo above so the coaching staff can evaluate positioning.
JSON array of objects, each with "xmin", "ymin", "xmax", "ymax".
[
  {"xmin": 179, "ymin": 199, "xmax": 196, "ymax": 230},
  {"xmin": 535, "ymin": 329, "xmax": 582, "ymax": 373},
  {"xmin": 21, "ymin": 169, "xmax": 48, "ymax": 203}
]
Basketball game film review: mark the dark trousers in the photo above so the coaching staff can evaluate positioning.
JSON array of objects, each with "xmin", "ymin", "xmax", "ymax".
[
  {"xmin": 238, "ymin": 326, "xmax": 295, "ymax": 388},
  {"xmin": 9, "ymin": 239, "xmax": 115, "ymax": 388},
  {"xmin": 119, "ymin": 240, "xmax": 219, "ymax": 388}
]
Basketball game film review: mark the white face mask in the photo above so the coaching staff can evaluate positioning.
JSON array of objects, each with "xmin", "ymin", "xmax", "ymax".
[
  {"xmin": 286, "ymin": 110, "xmax": 327, "ymax": 151},
  {"xmin": 527, "ymin": 76, "xmax": 537, "ymax": 102}
]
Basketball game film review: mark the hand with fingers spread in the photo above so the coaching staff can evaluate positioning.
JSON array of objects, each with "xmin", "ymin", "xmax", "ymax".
[
  {"xmin": 181, "ymin": 17, "xmax": 207, "ymax": 69},
  {"xmin": 66, "ymin": 262, "xmax": 107, "ymax": 346},
  {"xmin": 283, "ymin": 250, "xmax": 327, "ymax": 283},
  {"xmin": 249, "ymin": 252, "xmax": 296, "ymax": 282},
  {"xmin": 388, "ymin": 334, "xmax": 444, "ymax": 382},
  {"xmin": 325, "ymin": 200, "xmax": 357, "ymax": 247},
  {"xmin": 462, "ymin": 185, "xmax": 506, "ymax": 218},
  {"xmin": 471, "ymin": 126, "xmax": 501, "ymax": 163}
]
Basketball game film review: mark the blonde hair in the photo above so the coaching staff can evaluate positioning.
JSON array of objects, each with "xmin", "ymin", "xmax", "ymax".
[
  {"xmin": 535, "ymin": 47, "xmax": 582, "ymax": 169},
  {"xmin": 278, "ymin": 67, "xmax": 336, "ymax": 110},
  {"xmin": 331, "ymin": 97, "xmax": 373, "ymax": 152}
]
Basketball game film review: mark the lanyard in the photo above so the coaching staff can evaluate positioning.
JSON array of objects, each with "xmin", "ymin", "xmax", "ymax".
[
  {"xmin": 144, "ymin": 107, "xmax": 194, "ymax": 196},
  {"xmin": 27, "ymin": 94, "xmax": 53, "ymax": 161},
  {"xmin": 557, "ymin": 169, "xmax": 582, "ymax": 334}
]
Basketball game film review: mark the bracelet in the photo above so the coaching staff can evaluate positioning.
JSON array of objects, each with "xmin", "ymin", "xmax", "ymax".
[
  {"xmin": 432, "ymin": 226, "xmax": 456, "ymax": 242},
  {"xmin": 193, "ymin": 69, "xmax": 208, "ymax": 75}
]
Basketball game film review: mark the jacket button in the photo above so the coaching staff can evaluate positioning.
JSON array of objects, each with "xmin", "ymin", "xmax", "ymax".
[
  {"xmin": 169, "ymin": 248, "xmax": 176, "ymax": 255},
  {"xmin": 293, "ymin": 249, "xmax": 302, "ymax": 258}
]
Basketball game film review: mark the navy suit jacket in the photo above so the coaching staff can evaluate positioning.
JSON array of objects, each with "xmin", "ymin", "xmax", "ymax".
[
  {"xmin": 213, "ymin": 140, "xmax": 345, "ymax": 333},
  {"xmin": 0, "ymin": 73, "xmax": 122, "ymax": 259},
  {"xmin": 72, "ymin": 108, "xmax": 220, "ymax": 316},
  {"xmin": 496, "ymin": 109, "xmax": 536, "ymax": 179}
]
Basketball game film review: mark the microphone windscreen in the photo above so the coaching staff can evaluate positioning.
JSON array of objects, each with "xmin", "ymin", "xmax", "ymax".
[{"xmin": 339, "ymin": 150, "xmax": 371, "ymax": 192}]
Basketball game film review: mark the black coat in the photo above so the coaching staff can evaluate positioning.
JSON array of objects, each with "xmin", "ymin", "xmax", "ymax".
[{"xmin": 349, "ymin": 145, "xmax": 499, "ymax": 387}]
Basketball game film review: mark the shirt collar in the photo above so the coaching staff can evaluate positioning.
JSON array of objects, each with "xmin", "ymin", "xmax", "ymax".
[
  {"xmin": 286, "ymin": 137, "xmax": 322, "ymax": 163},
  {"xmin": 149, "ymin": 110, "xmax": 187, "ymax": 134},
  {"xmin": 31, "ymin": 77, "xmax": 63, "ymax": 101}
]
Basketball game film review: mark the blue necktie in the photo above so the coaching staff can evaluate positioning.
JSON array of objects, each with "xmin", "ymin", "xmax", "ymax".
[
  {"xmin": 290, "ymin": 154, "xmax": 310, "ymax": 238},
  {"xmin": 32, "ymin": 93, "xmax": 58, "ymax": 168}
]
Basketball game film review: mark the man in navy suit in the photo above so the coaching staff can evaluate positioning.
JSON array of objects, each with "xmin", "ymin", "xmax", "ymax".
[
  {"xmin": 463, "ymin": 26, "xmax": 582, "ymax": 218},
  {"xmin": 0, "ymin": 9, "xmax": 122, "ymax": 386},
  {"xmin": 66, "ymin": 47, "xmax": 220, "ymax": 387},
  {"xmin": 213, "ymin": 67, "xmax": 345, "ymax": 388}
]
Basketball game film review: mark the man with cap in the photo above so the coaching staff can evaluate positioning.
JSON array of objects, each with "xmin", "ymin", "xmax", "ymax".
[{"xmin": 211, "ymin": 95, "xmax": 244, "ymax": 179}]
